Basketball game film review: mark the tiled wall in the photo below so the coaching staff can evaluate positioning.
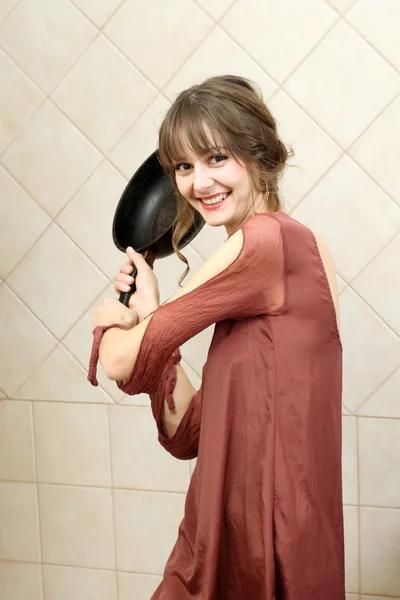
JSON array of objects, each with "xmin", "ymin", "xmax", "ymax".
[{"xmin": 0, "ymin": 0, "xmax": 399, "ymax": 599}]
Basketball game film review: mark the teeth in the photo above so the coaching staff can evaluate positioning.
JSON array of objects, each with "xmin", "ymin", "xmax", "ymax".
[{"xmin": 202, "ymin": 193, "xmax": 229, "ymax": 205}]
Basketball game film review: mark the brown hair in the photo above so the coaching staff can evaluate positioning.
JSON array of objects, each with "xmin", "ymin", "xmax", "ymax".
[{"xmin": 158, "ymin": 75, "xmax": 293, "ymax": 284}]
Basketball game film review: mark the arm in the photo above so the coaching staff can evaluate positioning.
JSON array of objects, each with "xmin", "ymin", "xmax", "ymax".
[
  {"xmin": 99, "ymin": 226, "xmax": 248, "ymax": 381},
  {"xmin": 89, "ymin": 214, "xmax": 284, "ymax": 397}
]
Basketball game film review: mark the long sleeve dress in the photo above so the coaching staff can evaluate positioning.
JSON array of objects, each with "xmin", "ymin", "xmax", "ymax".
[{"xmin": 88, "ymin": 212, "xmax": 345, "ymax": 600}]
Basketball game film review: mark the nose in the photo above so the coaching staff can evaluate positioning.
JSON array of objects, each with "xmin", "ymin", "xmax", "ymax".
[{"xmin": 193, "ymin": 164, "xmax": 214, "ymax": 196}]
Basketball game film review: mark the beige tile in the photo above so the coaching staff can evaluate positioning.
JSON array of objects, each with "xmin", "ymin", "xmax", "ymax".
[
  {"xmin": 353, "ymin": 234, "xmax": 400, "ymax": 335},
  {"xmin": 357, "ymin": 368, "xmax": 400, "ymax": 419},
  {"xmin": 71, "ymin": 0, "xmax": 125, "ymax": 27},
  {"xmin": 189, "ymin": 458, "xmax": 197, "ymax": 477},
  {"xmin": 195, "ymin": 0, "xmax": 236, "ymax": 21},
  {"xmin": 0, "ymin": 166, "xmax": 50, "ymax": 279},
  {"xmin": 0, "ymin": 0, "xmax": 96, "ymax": 93},
  {"xmin": 0, "ymin": 285, "xmax": 57, "ymax": 396},
  {"xmin": 7, "ymin": 224, "xmax": 107, "ymax": 338},
  {"xmin": 52, "ymin": 35, "xmax": 156, "ymax": 154},
  {"xmin": 164, "ymin": 27, "xmax": 277, "ymax": 103},
  {"xmin": 221, "ymin": 0, "xmax": 338, "ymax": 83},
  {"xmin": 154, "ymin": 245, "xmax": 205, "ymax": 304},
  {"xmin": 114, "ymin": 489, "xmax": 185, "ymax": 573},
  {"xmin": 360, "ymin": 507, "xmax": 400, "ymax": 596},
  {"xmin": 359, "ymin": 417, "xmax": 400, "ymax": 508},
  {"xmin": 342, "ymin": 416, "xmax": 358, "ymax": 505},
  {"xmin": 285, "ymin": 20, "xmax": 400, "ymax": 148},
  {"xmin": 188, "ymin": 224, "xmax": 227, "ymax": 262},
  {"xmin": 347, "ymin": 0, "xmax": 400, "ymax": 70},
  {"xmin": 63, "ymin": 286, "xmax": 126, "ymax": 404},
  {"xmin": 344, "ymin": 505, "xmax": 360, "ymax": 593},
  {"xmin": 291, "ymin": 156, "xmax": 400, "ymax": 282},
  {"xmin": 119, "ymin": 392, "xmax": 151, "ymax": 407},
  {"xmin": 361, "ymin": 596, "xmax": 399, "ymax": 600},
  {"xmin": 110, "ymin": 405, "xmax": 190, "ymax": 492},
  {"xmin": 346, "ymin": 595, "xmax": 359, "ymax": 600},
  {"xmin": 17, "ymin": 344, "xmax": 112, "ymax": 404},
  {"xmin": 0, "ymin": 49, "xmax": 44, "ymax": 153},
  {"xmin": 109, "ymin": 94, "xmax": 170, "ymax": 179},
  {"xmin": 0, "ymin": 0, "xmax": 18, "ymax": 24},
  {"xmin": 339, "ymin": 288, "xmax": 400, "ymax": 412},
  {"xmin": 181, "ymin": 358, "xmax": 202, "ymax": 390},
  {"xmin": 0, "ymin": 400, "xmax": 35, "ymax": 481},
  {"xmin": 342, "ymin": 405, "xmax": 351, "ymax": 415},
  {"xmin": 326, "ymin": 0, "xmax": 357, "ymax": 13},
  {"xmin": 57, "ymin": 160, "xmax": 127, "ymax": 279},
  {"xmin": 104, "ymin": 0, "xmax": 213, "ymax": 88},
  {"xmin": 181, "ymin": 325, "xmax": 214, "ymax": 378},
  {"xmin": 0, "ymin": 561, "xmax": 42, "ymax": 600},
  {"xmin": 1, "ymin": 100, "xmax": 102, "ymax": 217},
  {"xmin": 350, "ymin": 95, "xmax": 400, "ymax": 206},
  {"xmin": 0, "ymin": 482, "xmax": 41, "ymax": 561},
  {"xmin": 39, "ymin": 484, "xmax": 115, "ymax": 569},
  {"xmin": 34, "ymin": 402, "xmax": 111, "ymax": 486},
  {"xmin": 43, "ymin": 565, "xmax": 117, "ymax": 600},
  {"xmin": 118, "ymin": 572, "xmax": 162, "ymax": 600},
  {"xmin": 268, "ymin": 90, "xmax": 342, "ymax": 211},
  {"xmin": 337, "ymin": 275, "xmax": 347, "ymax": 294}
]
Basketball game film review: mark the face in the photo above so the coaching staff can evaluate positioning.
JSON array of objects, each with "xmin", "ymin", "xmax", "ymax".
[{"xmin": 173, "ymin": 135, "xmax": 267, "ymax": 235}]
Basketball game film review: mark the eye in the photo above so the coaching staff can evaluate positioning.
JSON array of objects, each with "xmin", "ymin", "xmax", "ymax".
[
  {"xmin": 175, "ymin": 163, "xmax": 192, "ymax": 172},
  {"xmin": 210, "ymin": 155, "xmax": 228, "ymax": 165}
]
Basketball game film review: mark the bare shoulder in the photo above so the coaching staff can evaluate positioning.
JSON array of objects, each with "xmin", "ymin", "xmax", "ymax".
[
  {"xmin": 308, "ymin": 226, "xmax": 340, "ymax": 328},
  {"xmin": 164, "ymin": 228, "xmax": 244, "ymax": 305}
]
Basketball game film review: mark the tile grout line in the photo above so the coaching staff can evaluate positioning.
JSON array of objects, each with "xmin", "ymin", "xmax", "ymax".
[
  {"xmin": 2, "ymin": 475, "xmax": 399, "ymax": 504},
  {"xmin": 106, "ymin": 404, "xmax": 120, "ymax": 598},
  {"xmin": 348, "ymin": 229, "xmax": 400, "ymax": 287},
  {"xmin": 356, "ymin": 415, "xmax": 362, "ymax": 595},
  {"xmin": 352, "ymin": 363, "xmax": 400, "ymax": 417},
  {"xmin": 29, "ymin": 400, "xmax": 46, "ymax": 600}
]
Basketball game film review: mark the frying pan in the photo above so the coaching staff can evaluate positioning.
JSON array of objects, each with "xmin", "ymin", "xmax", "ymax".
[{"xmin": 113, "ymin": 151, "xmax": 205, "ymax": 306}]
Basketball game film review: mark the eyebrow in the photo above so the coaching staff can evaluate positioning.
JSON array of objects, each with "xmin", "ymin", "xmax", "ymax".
[{"xmin": 173, "ymin": 147, "xmax": 228, "ymax": 163}]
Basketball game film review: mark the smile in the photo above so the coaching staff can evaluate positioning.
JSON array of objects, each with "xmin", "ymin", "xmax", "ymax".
[{"xmin": 200, "ymin": 192, "xmax": 230, "ymax": 206}]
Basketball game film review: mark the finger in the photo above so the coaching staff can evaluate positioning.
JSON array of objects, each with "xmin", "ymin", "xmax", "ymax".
[
  {"xmin": 115, "ymin": 273, "xmax": 134, "ymax": 286},
  {"xmin": 121, "ymin": 262, "xmax": 133, "ymax": 275},
  {"xmin": 126, "ymin": 247, "xmax": 149, "ymax": 269},
  {"xmin": 114, "ymin": 279, "xmax": 133, "ymax": 293}
]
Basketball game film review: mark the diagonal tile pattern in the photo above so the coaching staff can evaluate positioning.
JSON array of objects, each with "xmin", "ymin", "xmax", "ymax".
[
  {"xmin": 0, "ymin": 0, "xmax": 97, "ymax": 93},
  {"xmin": 221, "ymin": 0, "xmax": 338, "ymax": 83},
  {"xmin": 104, "ymin": 0, "xmax": 214, "ymax": 88},
  {"xmin": 1, "ymin": 0, "xmax": 400, "ymax": 597}
]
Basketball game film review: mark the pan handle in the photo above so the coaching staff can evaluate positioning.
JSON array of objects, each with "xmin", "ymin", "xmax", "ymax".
[{"xmin": 118, "ymin": 251, "xmax": 157, "ymax": 307}]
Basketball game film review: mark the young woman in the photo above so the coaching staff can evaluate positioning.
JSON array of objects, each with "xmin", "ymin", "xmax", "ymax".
[{"xmin": 88, "ymin": 75, "xmax": 345, "ymax": 599}]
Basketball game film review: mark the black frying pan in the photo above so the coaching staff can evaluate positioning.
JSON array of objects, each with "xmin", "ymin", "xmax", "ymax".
[{"xmin": 113, "ymin": 151, "xmax": 205, "ymax": 306}]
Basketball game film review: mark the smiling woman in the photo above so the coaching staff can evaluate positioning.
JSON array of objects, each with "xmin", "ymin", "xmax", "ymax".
[{"xmin": 88, "ymin": 75, "xmax": 345, "ymax": 600}]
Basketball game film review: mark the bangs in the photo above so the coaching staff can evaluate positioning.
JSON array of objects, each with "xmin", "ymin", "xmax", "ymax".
[{"xmin": 159, "ymin": 100, "xmax": 233, "ymax": 169}]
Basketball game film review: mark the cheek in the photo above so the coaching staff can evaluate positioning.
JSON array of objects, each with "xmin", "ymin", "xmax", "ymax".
[
  {"xmin": 227, "ymin": 163, "xmax": 251, "ymax": 190},
  {"xmin": 175, "ymin": 175, "xmax": 189, "ymax": 197}
]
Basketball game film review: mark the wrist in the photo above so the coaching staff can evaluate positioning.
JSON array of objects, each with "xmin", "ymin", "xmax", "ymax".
[{"xmin": 139, "ymin": 302, "xmax": 160, "ymax": 323}]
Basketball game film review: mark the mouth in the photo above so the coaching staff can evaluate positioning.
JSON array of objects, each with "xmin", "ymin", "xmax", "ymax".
[{"xmin": 199, "ymin": 192, "xmax": 230, "ymax": 210}]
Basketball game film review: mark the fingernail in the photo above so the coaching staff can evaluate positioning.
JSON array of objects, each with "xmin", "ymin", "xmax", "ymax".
[
  {"xmin": 123, "ymin": 285, "xmax": 130, "ymax": 292},
  {"xmin": 127, "ymin": 246, "xmax": 133, "ymax": 252}
]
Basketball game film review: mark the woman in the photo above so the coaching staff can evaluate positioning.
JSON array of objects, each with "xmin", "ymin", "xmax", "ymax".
[{"xmin": 88, "ymin": 75, "xmax": 345, "ymax": 599}]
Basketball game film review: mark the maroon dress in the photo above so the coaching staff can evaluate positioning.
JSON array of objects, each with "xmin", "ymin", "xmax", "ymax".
[{"xmin": 89, "ymin": 212, "xmax": 345, "ymax": 599}]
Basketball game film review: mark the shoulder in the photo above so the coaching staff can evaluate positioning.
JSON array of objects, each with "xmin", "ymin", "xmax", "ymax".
[
  {"xmin": 308, "ymin": 226, "xmax": 340, "ymax": 323},
  {"xmin": 308, "ymin": 227, "xmax": 337, "ymax": 274}
]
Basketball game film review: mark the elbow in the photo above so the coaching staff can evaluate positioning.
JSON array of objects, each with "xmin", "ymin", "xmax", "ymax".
[{"xmin": 100, "ymin": 354, "xmax": 134, "ymax": 382}]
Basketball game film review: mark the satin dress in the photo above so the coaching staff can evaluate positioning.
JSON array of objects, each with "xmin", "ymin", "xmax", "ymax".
[{"xmin": 89, "ymin": 212, "xmax": 345, "ymax": 599}]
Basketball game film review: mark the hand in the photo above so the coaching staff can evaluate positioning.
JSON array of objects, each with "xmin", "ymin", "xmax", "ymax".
[
  {"xmin": 91, "ymin": 297, "xmax": 138, "ymax": 332},
  {"xmin": 114, "ymin": 247, "xmax": 160, "ymax": 322}
]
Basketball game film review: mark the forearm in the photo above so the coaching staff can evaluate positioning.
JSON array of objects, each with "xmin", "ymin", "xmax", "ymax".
[
  {"xmin": 162, "ymin": 363, "xmax": 197, "ymax": 438},
  {"xmin": 98, "ymin": 326, "xmax": 140, "ymax": 381}
]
